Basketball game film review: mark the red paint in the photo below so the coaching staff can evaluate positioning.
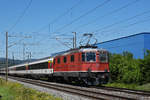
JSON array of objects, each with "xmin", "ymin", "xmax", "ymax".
[{"xmin": 53, "ymin": 51, "xmax": 109, "ymax": 72}]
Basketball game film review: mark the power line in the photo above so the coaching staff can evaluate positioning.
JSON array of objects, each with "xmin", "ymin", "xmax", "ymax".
[
  {"xmin": 93, "ymin": 10, "xmax": 150, "ymax": 33},
  {"xmin": 123, "ymin": 16, "xmax": 150, "ymax": 28},
  {"xmin": 71, "ymin": 0, "xmax": 140, "ymax": 32},
  {"xmin": 8, "ymin": 0, "xmax": 33, "ymax": 32},
  {"xmin": 95, "ymin": 16, "xmax": 150, "ymax": 40},
  {"xmin": 32, "ymin": 0, "xmax": 83, "ymax": 47},
  {"xmin": 33, "ymin": 0, "xmax": 111, "ymax": 50},
  {"xmin": 53, "ymin": 0, "xmax": 111, "ymax": 33},
  {"xmin": 36, "ymin": 0, "xmax": 82, "ymax": 32}
]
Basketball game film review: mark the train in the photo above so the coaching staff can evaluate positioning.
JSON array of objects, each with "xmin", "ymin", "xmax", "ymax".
[{"xmin": 0, "ymin": 46, "xmax": 109, "ymax": 85}]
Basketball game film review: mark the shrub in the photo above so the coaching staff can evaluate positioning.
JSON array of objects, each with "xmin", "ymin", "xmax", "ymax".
[{"xmin": 109, "ymin": 51, "xmax": 150, "ymax": 84}]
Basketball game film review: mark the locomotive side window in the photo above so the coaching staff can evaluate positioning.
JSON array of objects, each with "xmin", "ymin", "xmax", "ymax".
[
  {"xmin": 86, "ymin": 52, "xmax": 96, "ymax": 62},
  {"xmin": 71, "ymin": 55, "xmax": 74, "ymax": 62},
  {"xmin": 99, "ymin": 52, "xmax": 108, "ymax": 63},
  {"xmin": 82, "ymin": 53, "xmax": 85, "ymax": 62},
  {"xmin": 64, "ymin": 56, "xmax": 67, "ymax": 63},
  {"xmin": 57, "ymin": 58, "xmax": 60, "ymax": 64}
]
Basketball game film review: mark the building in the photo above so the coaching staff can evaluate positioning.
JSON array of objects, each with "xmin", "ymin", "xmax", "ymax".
[{"xmin": 96, "ymin": 32, "xmax": 150, "ymax": 59}]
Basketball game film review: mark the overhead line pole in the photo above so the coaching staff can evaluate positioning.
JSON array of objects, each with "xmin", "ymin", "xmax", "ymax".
[
  {"xmin": 72, "ymin": 32, "xmax": 77, "ymax": 48},
  {"xmin": 5, "ymin": 33, "xmax": 32, "ymax": 82},
  {"xmin": 23, "ymin": 43, "xmax": 26, "ymax": 60},
  {"xmin": 12, "ymin": 52, "xmax": 15, "ymax": 65},
  {"xmin": 5, "ymin": 32, "xmax": 8, "ymax": 82}
]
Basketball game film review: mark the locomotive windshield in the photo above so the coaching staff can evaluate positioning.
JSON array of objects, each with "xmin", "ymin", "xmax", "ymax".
[
  {"xmin": 82, "ymin": 52, "xmax": 96, "ymax": 62},
  {"xmin": 86, "ymin": 52, "xmax": 96, "ymax": 62},
  {"xmin": 99, "ymin": 52, "xmax": 108, "ymax": 63}
]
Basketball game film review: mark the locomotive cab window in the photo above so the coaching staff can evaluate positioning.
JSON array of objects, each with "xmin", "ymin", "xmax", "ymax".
[
  {"xmin": 99, "ymin": 52, "xmax": 108, "ymax": 63},
  {"xmin": 86, "ymin": 52, "xmax": 96, "ymax": 62}
]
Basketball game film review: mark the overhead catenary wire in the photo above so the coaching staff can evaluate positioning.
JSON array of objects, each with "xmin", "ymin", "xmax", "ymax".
[
  {"xmin": 70, "ymin": 0, "xmax": 140, "ymax": 32},
  {"xmin": 97, "ymin": 16, "xmax": 150, "ymax": 36},
  {"xmin": 36, "ymin": 0, "xmax": 83, "ymax": 32},
  {"xmin": 62, "ymin": 8, "xmax": 150, "ymax": 43},
  {"xmin": 93, "ymin": 10, "xmax": 150, "ymax": 34},
  {"xmin": 32, "ymin": 0, "xmax": 111, "ymax": 51},
  {"xmin": 53, "ymin": 0, "xmax": 111, "ymax": 33},
  {"xmin": 95, "ymin": 16, "xmax": 150, "ymax": 40},
  {"xmin": 32, "ymin": 0, "xmax": 83, "ymax": 48},
  {"xmin": 123, "ymin": 16, "xmax": 150, "ymax": 28},
  {"xmin": 8, "ymin": 0, "xmax": 33, "ymax": 32}
]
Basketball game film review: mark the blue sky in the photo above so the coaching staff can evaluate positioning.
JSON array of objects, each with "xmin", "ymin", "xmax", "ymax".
[{"xmin": 0, "ymin": 0, "xmax": 150, "ymax": 60}]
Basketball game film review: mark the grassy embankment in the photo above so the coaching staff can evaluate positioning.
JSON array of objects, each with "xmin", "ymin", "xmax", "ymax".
[
  {"xmin": 0, "ymin": 78, "xmax": 62, "ymax": 100},
  {"xmin": 103, "ymin": 83, "xmax": 150, "ymax": 91}
]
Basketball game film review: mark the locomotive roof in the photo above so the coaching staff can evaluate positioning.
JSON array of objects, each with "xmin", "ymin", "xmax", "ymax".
[{"xmin": 54, "ymin": 47, "xmax": 107, "ymax": 56}]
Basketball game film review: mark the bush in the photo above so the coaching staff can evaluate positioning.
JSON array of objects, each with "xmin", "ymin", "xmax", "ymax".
[
  {"xmin": 138, "ymin": 50, "xmax": 150, "ymax": 84},
  {"xmin": 109, "ymin": 50, "xmax": 150, "ymax": 84}
]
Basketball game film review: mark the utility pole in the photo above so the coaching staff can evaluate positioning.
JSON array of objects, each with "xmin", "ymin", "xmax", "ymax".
[
  {"xmin": 4, "ymin": 34, "xmax": 32, "ymax": 82},
  {"xmin": 5, "ymin": 33, "xmax": 32, "ymax": 82},
  {"xmin": 30, "ymin": 52, "xmax": 31, "ymax": 60},
  {"xmin": 72, "ymin": 35, "xmax": 74, "ymax": 49},
  {"xmin": 12, "ymin": 52, "xmax": 15, "ymax": 65},
  {"xmin": 23, "ymin": 43, "xmax": 26, "ymax": 60},
  {"xmin": 27, "ymin": 52, "xmax": 31, "ymax": 62},
  {"xmin": 72, "ymin": 32, "xmax": 77, "ymax": 48},
  {"xmin": 5, "ymin": 32, "xmax": 8, "ymax": 82}
]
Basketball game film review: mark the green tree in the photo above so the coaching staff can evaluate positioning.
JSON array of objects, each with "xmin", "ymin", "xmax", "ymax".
[
  {"xmin": 109, "ymin": 52, "xmax": 142, "ymax": 84},
  {"xmin": 139, "ymin": 50, "xmax": 150, "ymax": 84}
]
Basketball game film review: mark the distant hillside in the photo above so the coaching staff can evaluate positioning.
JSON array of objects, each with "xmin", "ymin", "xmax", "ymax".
[{"xmin": 0, "ymin": 58, "xmax": 37, "ymax": 68}]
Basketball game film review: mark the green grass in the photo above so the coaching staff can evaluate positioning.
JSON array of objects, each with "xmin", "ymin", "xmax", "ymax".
[
  {"xmin": 103, "ymin": 82, "xmax": 150, "ymax": 91},
  {"xmin": 0, "ymin": 78, "xmax": 62, "ymax": 100},
  {"xmin": 136, "ymin": 83, "xmax": 150, "ymax": 91}
]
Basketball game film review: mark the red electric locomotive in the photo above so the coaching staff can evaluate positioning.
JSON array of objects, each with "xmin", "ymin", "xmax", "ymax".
[{"xmin": 52, "ymin": 46, "xmax": 109, "ymax": 85}]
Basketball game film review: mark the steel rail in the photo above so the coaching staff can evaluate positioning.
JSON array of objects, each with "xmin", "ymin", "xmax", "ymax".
[
  {"xmin": 7, "ymin": 76, "xmax": 136, "ymax": 100},
  {"xmin": 92, "ymin": 86, "xmax": 150, "ymax": 96}
]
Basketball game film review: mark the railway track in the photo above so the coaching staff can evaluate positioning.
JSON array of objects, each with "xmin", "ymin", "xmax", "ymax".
[
  {"xmin": 2, "ymin": 76, "xmax": 149, "ymax": 100},
  {"xmin": 92, "ymin": 86, "xmax": 150, "ymax": 96}
]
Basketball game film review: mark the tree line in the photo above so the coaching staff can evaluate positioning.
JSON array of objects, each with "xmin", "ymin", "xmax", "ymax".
[{"xmin": 109, "ymin": 50, "xmax": 150, "ymax": 85}]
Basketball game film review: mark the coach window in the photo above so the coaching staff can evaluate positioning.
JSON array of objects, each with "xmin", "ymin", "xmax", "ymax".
[
  {"xmin": 64, "ymin": 56, "xmax": 67, "ymax": 63},
  {"xmin": 57, "ymin": 58, "xmax": 60, "ymax": 64},
  {"xmin": 82, "ymin": 53, "xmax": 85, "ymax": 62}
]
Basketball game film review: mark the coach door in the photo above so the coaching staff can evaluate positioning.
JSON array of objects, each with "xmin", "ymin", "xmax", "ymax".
[
  {"xmin": 48, "ymin": 58, "xmax": 54, "ymax": 69},
  {"xmin": 48, "ymin": 60, "xmax": 53, "ymax": 69}
]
